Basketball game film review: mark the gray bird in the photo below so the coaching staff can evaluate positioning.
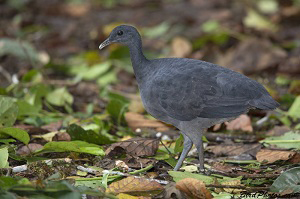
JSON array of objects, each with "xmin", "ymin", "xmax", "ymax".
[{"xmin": 99, "ymin": 25, "xmax": 279, "ymax": 172}]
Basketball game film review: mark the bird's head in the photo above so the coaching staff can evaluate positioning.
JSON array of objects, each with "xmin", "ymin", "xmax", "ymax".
[{"xmin": 99, "ymin": 25, "xmax": 139, "ymax": 50}]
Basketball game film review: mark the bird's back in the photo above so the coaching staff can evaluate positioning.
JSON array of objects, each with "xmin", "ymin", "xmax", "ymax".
[{"xmin": 139, "ymin": 58, "xmax": 279, "ymax": 125}]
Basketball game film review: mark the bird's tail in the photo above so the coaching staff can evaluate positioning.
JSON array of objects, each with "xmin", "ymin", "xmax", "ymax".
[{"xmin": 250, "ymin": 95, "xmax": 280, "ymax": 110}]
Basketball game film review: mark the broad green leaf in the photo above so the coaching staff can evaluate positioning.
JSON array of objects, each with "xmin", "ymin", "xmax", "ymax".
[
  {"xmin": 0, "ymin": 176, "xmax": 18, "ymax": 190},
  {"xmin": 0, "ymin": 38, "xmax": 41, "ymax": 63},
  {"xmin": 21, "ymin": 69, "xmax": 43, "ymax": 83},
  {"xmin": 0, "ymin": 147, "xmax": 9, "ymax": 168},
  {"xmin": 36, "ymin": 141, "xmax": 105, "ymax": 156},
  {"xmin": 0, "ymin": 127, "xmax": 30, "ymax": 144},
  {"xmin": 244, "ymin": 9, "xmax": 278, "ymax": 32},
  {"xmin": 0, "ymin": 96, "xmax": 18, "ymax": 127},
  {"xmin": 46, "ymin": 87, "xmax": 73, "ymax": 106},
  {"xmin": 174, "ymin": 134, "xmax": 184, "ymax": 153},
  {"xmin": 288, "ymin": 96, "xmax": 300, "ymax": 119},
  {"xmin": 168, "ymin": 171, "xmax": 215, "ymax": 184},
  {"xmin": 97, "ymin": 71, "xmax": 117, "ymax": 87},
  {"xmin": 258, "ymin": 0, "xmax": 279, "ymax": 14},
  {"xmin": 270, "ymin": 167, "xmax": 300, "ymax": 193},
  {"xmin": 260, "ymin": 131, "xmax": 300, "ymax": 149},
  {"xmin": 67, "ymin": 124, "xmax": 116, "ymax": 145},
  {"xmin": 25, "ymin": 84, "xmax": 51, "ymax": 108},
  {"xmin": 0, "ymin": 139, "xmax": 16, "ymax": 144},
  {"xmin": 275, "ymin": 75, "xmax": 291, "ymax": 86},
  {"xmin": 168, "ymin": 171, "xmax": 241, "ymax": 185},
  {"xmin": 106, "ymin": 93, "xmax": 129, "ymax": 124},
  {"xmin": 143, "ymin": 22, "xmax": 170, "ymax": 39},
  {"xmin": 81, "ymin": 62, "xmax": 111, "ymax": 80},
  {"xmin": 17, "ymin": 100, "xmax": 40, "ymax": 117},
  {"xmin": 202, "ymin": 20, "xmax": 220, "ymax": 33},
  {"xmin": 0, "ymin": 191, "xmax": 17, "ymax": 199}
]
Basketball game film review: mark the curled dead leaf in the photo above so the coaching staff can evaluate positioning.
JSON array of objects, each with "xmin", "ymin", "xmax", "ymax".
[
  {"xmin": 171, "ymin": 37, "xmax": 192, "ymax": 58},
  {"xmin": 175, "ymin": 178, "xmax": 212, "ymax": 199},
  {"xmin": 206, "ymin": 144, "xmax": 261, "ymax": 156},
  {"xmin": 226, "ymin": 114, "xmax": 253, "ymax": 132},
  {"xmin": 17, "ymin": 143, "xmax": 43, "ymax": 156},
  {"xmin": 106, "ymin": 138, "xmax": 159, "ymax": 157},
  {"xmin": 125, "ymin": 112, "xmax": 169, "ymax": 132},
  {"xmin": 222, "ymin": 180, "xmax": 243, "ymax": 193},
  {"xmin": 256, "ymin": 149, "xmax": 296, "ymax": 164},
  {"xmin": 107, "ymin": 176, "xmax": 163, "ymax": 196}
]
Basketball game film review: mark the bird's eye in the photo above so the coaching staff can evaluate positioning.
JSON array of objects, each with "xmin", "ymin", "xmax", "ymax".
[{"xmin": 117, "ymin": 30, "xmax": 123, "ymax": 36}]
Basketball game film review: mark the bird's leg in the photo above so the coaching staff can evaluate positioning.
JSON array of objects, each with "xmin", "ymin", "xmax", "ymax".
[
  {"xmin": 173, "ymin": 133, "xmax": 193, "ymax": 171},
  {"xmin": 191, "ymin": 132, "xmax": 205, "ymax": 173}
]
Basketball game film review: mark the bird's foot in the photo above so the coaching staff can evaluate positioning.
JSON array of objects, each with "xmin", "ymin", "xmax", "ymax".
[{"xmin": 198, "ymin": 166, "xmax": 212, "ymax": 175}]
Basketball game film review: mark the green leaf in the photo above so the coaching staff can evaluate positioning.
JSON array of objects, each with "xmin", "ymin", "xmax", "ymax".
[
  {"xmin": 202, "ymin": 20, "xmax": 220, "ymax": 33},
  {"xmin": 0, "ymin": 38, "xmax": 42, "ymax": 63},
  {"xmin": 168, "ymin": 171, "xmax": 241, "ymax": 185},
  {"xmin": 97, "ymin": 71, "xmax": 117, "ymax": 87},
  {"xmin": 174, "ymin": 134, "xmax": 184, "ymax": 154},
  {"xmin": 67, "ymin": 124, "xmax": 116, "ymax": 145},
  {"xmin": 168, "ymin": 171, "xmax": 215, "ymax": 184},
  {"xmin": 106, "ymin": 92, "xmax": 129, "ymax": 124},
  {"xmin": 244, "ymin": 9, "xmax": 278, "ymax": 31},
  {"xmin": 258, "ymin": 0, "xmax": 279, "ymax": 14},
  {"xmin": 35, "ymin": 141, "xmax": 105, "ymax": 156},
  {"xmin": 0, "ymin": 176, "xmax": 18, "ymax": 190},
  {"xmin": 81, "ymin": 62, "xmax": 111, "ymax": 80},
  {"xmin": 288, "ymin": 96, "xmax": 300, "ymax": 119},
  {"xmin": 270, "ymin": 167, "xmax": 300, "ymax": 193},
  {"xmin": 143, "ymin": 22, "xmax": 170, "ymax": 39},
  {"xmin": 0, "ymin": 127, "xmax": 30, "ymax": 144},
  {"xmin": 260, "ymin": 131, "xmax": 300, "ymax": 149},
  {"xmin": 0, "ymin": 147, "xmax": 9, "ymax": 168},
  {"xmin": 275, "ymin": 75, "xmax": 291, "ymax": 86},
  {"xmin": 0, "ymin": 96, "xmax": 18, "ymax": 127},
  {"xmin": 0, "ymin": 139, "xmax": 16, "ymax": 144},
  {"xmin": 21, "ymin": 69, "xmax": 43, "ymax": 83},
  {"xmin": 17, "ymin": 100, "xmax": 40, "ymax": 117},
  {"xmin": 46, "ymin": 87, "xmax": 73, "ymax": 106}
]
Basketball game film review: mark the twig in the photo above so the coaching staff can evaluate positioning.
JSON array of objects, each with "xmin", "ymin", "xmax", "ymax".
[
  {"xmin": 0, "ymin": 65, "xmax": 12, "ymax": 83},
  {"xmin": 204, "ymin": 132, "xmax": 257, "ymax": 142},
  {"xmin": 206, "ymin": 184, "xmax": 269, "ymax": 192},
  {"xmin": 208, "ymin": 168, "xmax": 280, "ymax": 179}
]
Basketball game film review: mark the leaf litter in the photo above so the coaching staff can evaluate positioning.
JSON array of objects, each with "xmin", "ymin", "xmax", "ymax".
[{"xmin": 1, "ymin": 0, "xmax": 300, "ymax": 198}]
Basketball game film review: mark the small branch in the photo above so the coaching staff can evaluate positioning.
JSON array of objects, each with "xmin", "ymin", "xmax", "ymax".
[
  {"xmin": 208, "ymin": 168, "xmax": 279, "ymax": 179},
  {"xmin": 206, "ymin": 184, "xmax": 269, "ymax": 192}
]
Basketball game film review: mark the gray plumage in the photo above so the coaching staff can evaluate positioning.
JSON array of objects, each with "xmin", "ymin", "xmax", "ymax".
[{"xmin": 99, "ymin": 25, "xmax": 279, "ymax": 172}]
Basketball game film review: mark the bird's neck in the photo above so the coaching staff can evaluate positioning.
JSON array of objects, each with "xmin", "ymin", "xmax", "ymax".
[{"xmin": 128, "ymin": 37, "xmax": 148, "ymax": 83}]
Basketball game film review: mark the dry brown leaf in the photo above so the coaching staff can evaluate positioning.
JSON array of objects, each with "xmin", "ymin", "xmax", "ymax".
[
  {"xmin": 106, "ymin": 137, "xmax": 159, "ymax": 157},
  {"xmin": 225, "ymin": 114, "xmax": 253, "ymax": 132},
  {"xmin": 266, "ymin": 126, "xmax": 291, "ymax": 137},
  {"xmin": 217, "ymin": 38, "xmax": 286, "ymax": 74},
  {"xmin": 125, "ymin": 112, "xmax": 169, "ymax": 131},
  {"xmin": 206, "ymin": 144, "xmax": 261, "ymax": 156},
  {"xmin": 117, "ymin": 193, "xmax": 151, "ymax": 199},
  {"xmin": 62, "ymin": 3, "xmax": 90, "ymax": 17},
  {"xmin": 289, "ymin": 153, "xmax": 300, "ymax": 164},
  {"xmin": 17, "ymin": 143, "xmax": 43, "ymax": 156},
  {"xmin": 163, "ymin": 182, "xmax": 185, "ymax": 199},
  {"xmin": 171, "ymin": 37, "xmax": 192, "ymax": 58},
  {"xmin": 278, "ymin": 47, "xmax": 300, "ymax": 74},
  {"xmin": 41, "ymin": 121, "xmax": 63, "ymax": 132},
  {"xmin": 175, "ymin": 178, "xmax": 212, "ymax": 199},
  {"xmin": 128, "ymin": 97, "xmax": 145, "ymax": 113},
  {"xmin": 222, "ymin": 180, "xmax": 243, "ymax": 193},
  {"xmin": 256, "ymin": 149, "xmax": 296, "ymax": 163},
  {"xmin": 107, "ymin": 176, "xmax": 163, "ymax": 196}
]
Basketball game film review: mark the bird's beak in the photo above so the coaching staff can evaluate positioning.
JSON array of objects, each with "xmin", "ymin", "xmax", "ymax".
[{"xmin": 99, "ymin": 38, "xmax": 110, "ymax": 50}]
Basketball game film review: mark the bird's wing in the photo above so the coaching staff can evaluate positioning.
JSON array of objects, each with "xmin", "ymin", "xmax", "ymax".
[{"xmin": 150, "ymin": 60, "xmax": 269, "ymax": 121}]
